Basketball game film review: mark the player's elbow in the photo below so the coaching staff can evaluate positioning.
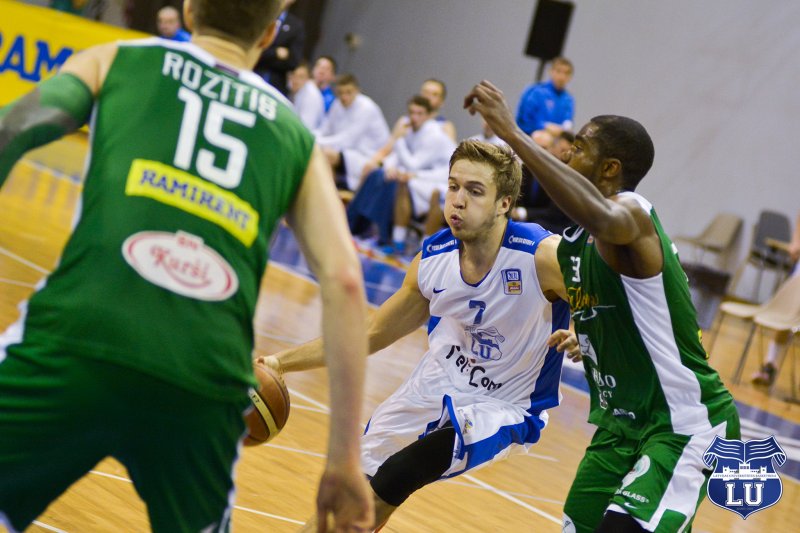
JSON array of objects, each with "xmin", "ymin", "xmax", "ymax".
[{"xmin": 318, "ymin": 255, "xmax": 364, "ymax": 298}]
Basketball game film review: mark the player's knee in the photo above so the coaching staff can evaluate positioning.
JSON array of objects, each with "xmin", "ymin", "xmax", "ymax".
[
  {"xmin": 594, "ymin": 510, "xmax": 647, "ymax": 533},
  {"xmin": 369, "ymin": 427, "xmax": 455, "ymax": 507},
  {"xmin": 369, "ymin": 450, "xmax": 425, "ymax": 506}
]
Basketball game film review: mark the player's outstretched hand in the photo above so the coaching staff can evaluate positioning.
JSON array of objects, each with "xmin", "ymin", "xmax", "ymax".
[
  {"xmin": 548, "ymin": 328, "xmax": 582, "ymax": 362},
  {"xmin": 316, "ymin": 461, "xmax": 374, "ymax": 533},
  {"xmin": 254, "ymin": 355, "xmax": 284, "ymax": 376},
  {"xmin": 463, "ymin": 80, "xmax": 518, "ymax": 141}
]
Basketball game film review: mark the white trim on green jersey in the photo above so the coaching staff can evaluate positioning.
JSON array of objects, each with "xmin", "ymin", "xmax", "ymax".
[{"xmin": 621, "ymin": 272, "xmax": 712, "ymax": 434}]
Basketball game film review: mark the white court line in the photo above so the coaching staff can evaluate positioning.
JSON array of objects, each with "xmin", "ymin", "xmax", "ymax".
[
  {"xmin": 461, "ymin": 474, "xmax": 562, "ymax": 524},
  {"xmin": 262, "ymin": 442, "xmax": 327, "ymax": 458},
  {"xmin": 520, "ymin": 452, "xmax": 560, "ymax": 462},
  {"xmin": 0, "ymin": 277, "xmax": 37, "ymax": 288},
  {"xmin": 443, "ymin": 479, "xmax": 564, "ymax": 506},
  {"xmin": 289, "ymin": 388, "xmax": 330, "ymax": 413},
  {"xmin": 21, "ymin": 159, "xmax": 83, "ymax": 185},
  {"xmin": 90, "ymin": 470, "xmax": 132, "ymax": 483},
  {"xmin": 291, "ymin": 403, "xmax": 331, "ymax": 415},
  {"xmin": 87, "ymin": 470, "xmax": 306, "ymax": 525},
  {"xmin": 0, "ymin": 246, "xmax": 50, "ymax": 274},
  {"xmin": 31, "ymin": 521, "xmax": 68, "ymax": 533},
  {"xmin": 233, "ymin": 505, "xmax": 304, "ymax": 525}
]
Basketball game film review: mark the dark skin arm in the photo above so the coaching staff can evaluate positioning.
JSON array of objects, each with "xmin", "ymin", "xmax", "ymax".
[{"xmin": 464, "ymin": 80, "xmax": 663, "ymax": 279}]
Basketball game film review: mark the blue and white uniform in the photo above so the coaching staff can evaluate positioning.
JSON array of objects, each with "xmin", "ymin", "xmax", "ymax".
[{"xmin": 361, "ymin": 221, "xmax": 570, "ymax": 478}]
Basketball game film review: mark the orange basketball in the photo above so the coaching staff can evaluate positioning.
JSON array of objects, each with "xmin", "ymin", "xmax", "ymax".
[{"xmin": 244, "ymin": 363, "xmax": 290, "ymax": 446}]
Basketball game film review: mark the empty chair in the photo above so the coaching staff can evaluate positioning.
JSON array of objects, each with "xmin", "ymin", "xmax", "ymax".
[
  {"xmin": 751, "ymin": 309, "xmax": 800, "ymax": 400},
  {"xmin": 728, "ymin": 210, "xmax": 794, "ymax": 302},
  {"xmin": 677, "ymin": 213, "xmax": 743, "ymax": 330},
  {"xmin": 709, "ymin": 273, "xmax": 800, "ymax": 386},
  {"xmin": 674, "ymin": 212, "xmax": 742, "ymax": 269}
]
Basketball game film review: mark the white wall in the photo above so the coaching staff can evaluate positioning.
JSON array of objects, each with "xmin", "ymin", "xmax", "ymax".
[{"xmin": 315, "ymin": 0, "xmax": 798, "ymax": 291}]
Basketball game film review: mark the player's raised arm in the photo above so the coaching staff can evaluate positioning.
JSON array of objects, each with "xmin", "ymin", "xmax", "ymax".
[
  {"xmin": 464, "ymin": 80, "xmax": 642, "ymax": 245},
  {"xmin": 285, "ymin": 143, "xmax": 373, "ymax": 532},
  {"xmin": 260, "ymin": 252, "xmax": 430, "ymax": 373}
]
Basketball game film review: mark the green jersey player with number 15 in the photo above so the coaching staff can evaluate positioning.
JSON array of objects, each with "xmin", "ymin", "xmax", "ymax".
[{"xmin": 0, "ymin": 1, "xmax": 373, "ymax": 531}]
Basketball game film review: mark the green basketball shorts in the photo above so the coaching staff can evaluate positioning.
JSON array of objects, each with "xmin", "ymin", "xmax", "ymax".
[
  {"xmin": 563, "ymin": 416, "xmax": 740, "ymax": 533},
  {"xmin": 0, "ymin": 343, "xmax": 249, "ymax": 533}
]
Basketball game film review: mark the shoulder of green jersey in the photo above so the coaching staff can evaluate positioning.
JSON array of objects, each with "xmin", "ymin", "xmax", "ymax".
[
  {"xmin": 117, "ymin": 38, "xmax": 293, "ymax": 108},
  {"xmin": 617, "ymin": 191, "xmax": 653, "ymax": 213}
]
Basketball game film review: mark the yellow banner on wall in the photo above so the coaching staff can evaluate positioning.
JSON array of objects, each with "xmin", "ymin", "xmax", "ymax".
[{"xmin": 0, "ymin": 0, "xmax": 149, "ymax": 105}]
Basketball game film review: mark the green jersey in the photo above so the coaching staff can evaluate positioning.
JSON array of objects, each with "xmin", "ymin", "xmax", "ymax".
[
  {"xmin": 17, "ymin": 39, "xmax": 314, "ymax": 401},
  {"xmin": 556, "ymin": 192, "xmax": 736, "ymax": 440}
]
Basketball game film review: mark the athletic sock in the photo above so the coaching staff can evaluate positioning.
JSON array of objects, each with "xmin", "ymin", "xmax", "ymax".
[{"xmin": 392, "ymin": 226, "xmax": 408, "ymax": 245}]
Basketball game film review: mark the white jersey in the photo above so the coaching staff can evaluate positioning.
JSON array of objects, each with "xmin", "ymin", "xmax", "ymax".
[
  {"xmin": 361, "ymin": 222, "xmax": 570, "ymax": 478},
  {"xmin": 416, "ymin": 221, "xmax": 568, "ymax": 413}
]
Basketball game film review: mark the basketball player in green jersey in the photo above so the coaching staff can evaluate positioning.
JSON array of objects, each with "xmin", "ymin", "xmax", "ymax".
[
  {"xmin": 466, "ymin": 81, "xmax": 739, "ymax": 533},
  {"xmin": 0, "ymin": 1, "xmax": 372, "ymax": 531}
]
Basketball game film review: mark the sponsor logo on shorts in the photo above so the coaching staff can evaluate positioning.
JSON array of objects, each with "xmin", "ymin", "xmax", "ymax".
[
  {"xmin": 460, "ymin": 411, "xmax": 474, "ymax": 435},
  {"xmin": 618, "ymin": 491, "xmax": 649, "ymax": 504},
  {"xmin": 621, "ymin": 455, "xmax": 650, "ymax": 489},
  {"xmin": 704, "ymin": 435, "xmax": 785, "ymax": 519},
  {"xmin": 122, "ymin": 230, "xmax": 239, "ymax": 301}
]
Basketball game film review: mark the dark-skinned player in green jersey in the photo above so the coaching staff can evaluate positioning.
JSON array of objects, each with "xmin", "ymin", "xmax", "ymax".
[{"xmin": 466, "ymin": 80, "xmax": 739, "ymax": 533}]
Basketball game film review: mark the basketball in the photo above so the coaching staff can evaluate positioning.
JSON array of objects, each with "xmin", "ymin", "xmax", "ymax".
[{"xmin": 244, "ymin": 363, "xmax": 291, "ymax": 446}]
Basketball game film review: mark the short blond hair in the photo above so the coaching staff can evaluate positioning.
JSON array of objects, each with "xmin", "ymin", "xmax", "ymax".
[{"xmin": 449, "ymin": 140, "xmax": 521, "ymax": 216}]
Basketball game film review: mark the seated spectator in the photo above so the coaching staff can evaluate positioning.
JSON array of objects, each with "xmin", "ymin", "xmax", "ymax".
[
  {"xmin": 347, "ymin": 95, "xmax": 455, "ymax": 251},
  {"xmin": 752, "ymin": 210, "xmax": 800, "ymax": 386},
  {"xmin": 313, "ymin": 55, "xmax": 338, "ymax": 113},
  {"xmin": 516, "ymin": 57, "xmax": 575, "ymax": 135},
  {"xmin": 420, "ymin": 78, "xmax": 457, "ymax": 141},
  {"xmin": 366, "ymin": 78, "xmax": 457, "ymax": 177},
  {"xmin": 315, "ymin": 74, "xmax": 390, "ymax": 191},
  {"xmin": 156, "ymin": 6, "xmax": 191, "ymax": 42},
  {"xmin": 253, "ymin": 0, "xmax": 305, "ymax": 96},
  {"xmin": 512, "ymin": 130, "xmax": 575, "ymax": 234},
  {"xmin": 289, "ymin": 63, "xmax": 325, "ymax": 131}
]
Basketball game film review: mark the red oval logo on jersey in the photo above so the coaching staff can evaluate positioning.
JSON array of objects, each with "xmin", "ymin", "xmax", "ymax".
[{"xmin": 122, "ymin": 231, "xmax": 238, "ymax": 301}]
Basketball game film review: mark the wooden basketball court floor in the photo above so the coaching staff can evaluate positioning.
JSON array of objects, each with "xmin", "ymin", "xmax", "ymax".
[{"xmin": 0, "ymin": 135, "xmax": 797, "ymax": 532}]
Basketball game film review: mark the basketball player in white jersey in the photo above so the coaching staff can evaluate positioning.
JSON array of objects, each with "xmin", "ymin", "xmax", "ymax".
[{"xmin": 260, "ymin": 139, "xmax": 577, "ymax": 531}]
